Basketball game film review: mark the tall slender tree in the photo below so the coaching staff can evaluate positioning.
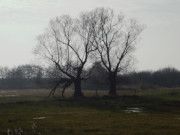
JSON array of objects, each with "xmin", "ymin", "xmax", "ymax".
[{"xmin": 90, "ymin": 8, "xmax": 144, "ymax": 95}]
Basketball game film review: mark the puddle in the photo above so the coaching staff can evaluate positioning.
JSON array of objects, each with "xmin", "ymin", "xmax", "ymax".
[
  {"xmin": 6, "ymin": 95, "xmax": 19, "ymax": 97},
  {"xmin": 0, "ymin": 91, "xmax": 6, "ymax": 93},
  {"xmin": 33, "ymin": 117, "xmax": 47, "ymax": 120},
  {"xmin": 0, "ymin": 90, "xmax": 17, "ymax": 93},
  {"xmin": 0, "ymin": 95, "xmax": 19, "ymax": 97},
  {"xmin": 124, "ymin": 108, "xmax": 142, "ymax": 113}
]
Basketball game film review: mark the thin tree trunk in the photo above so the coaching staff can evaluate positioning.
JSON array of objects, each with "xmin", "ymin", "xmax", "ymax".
[
  {"xmin": 74, "ymin": 79, "xmax": 83, "ymax": 97},
  {"xmin": 48, "ymin": 81, "xmax": 60, "ymax": 97}
]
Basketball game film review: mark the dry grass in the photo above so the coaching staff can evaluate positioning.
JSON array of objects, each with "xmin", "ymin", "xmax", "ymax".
[{"xmin": 0, "ymin": 88, "xmax": 135, "ymax": 98}]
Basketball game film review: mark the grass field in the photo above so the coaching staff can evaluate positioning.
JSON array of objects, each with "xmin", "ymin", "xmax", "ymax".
[{"xmin": 0, "ymin": 89, "xmax": 180, "ymax": 135}]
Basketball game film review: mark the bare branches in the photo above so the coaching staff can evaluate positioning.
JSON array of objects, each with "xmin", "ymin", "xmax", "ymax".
[
  {"xmin": 35, "ymin": 13, "xmax": 97, "ymax": 81},
  {"xmin": 34, "ymin": 7, "xmax": 144, "ymax": 96},
  {"xmin": 90, "ymin": 8, "xmax": 144, "ymax": 74}
]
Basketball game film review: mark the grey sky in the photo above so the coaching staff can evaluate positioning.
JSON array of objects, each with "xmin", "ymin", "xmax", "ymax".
[{"xmin": 0, "ymin": 0, "xmax": 180, "ymax": 71}]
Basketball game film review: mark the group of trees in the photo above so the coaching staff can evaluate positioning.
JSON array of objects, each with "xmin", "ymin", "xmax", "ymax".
[
  {"xmin": 0, "ymin": 65, "xmax": 46, "ymax": 89},
  {"xmin": 120, "ymin": 67, "xmax": 180, "ymax": 89},
  {"xmin": 1, "ymin": 8, "xmax": 179, "ymax": 97},
  {"xmin": 34, "ymin": 7, "xmax": 144, "ymax": 97}
]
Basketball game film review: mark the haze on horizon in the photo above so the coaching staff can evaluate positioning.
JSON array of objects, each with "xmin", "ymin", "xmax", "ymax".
[{"xmin": 0, "ymin": 0, "xmax": 180, "ymax": 71}]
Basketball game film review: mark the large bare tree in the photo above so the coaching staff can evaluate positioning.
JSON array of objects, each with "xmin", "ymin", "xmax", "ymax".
[
  {"xmin": 90, "ymin": 8, "xmax": 144, "ymax": 95},
  {"xmin": 34, "ymin": 15, "xmax": 95, "ymax": 97}
]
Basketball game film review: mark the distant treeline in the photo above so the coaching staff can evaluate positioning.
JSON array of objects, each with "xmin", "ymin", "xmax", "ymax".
[
  {"xmin": 117, "ymin": 68, "xmax": 180, "ymax": 90},
  {"xmin": 0, "ymin": 65, "xmax": 50, "ymax": 89},
  {"xmin": 84, "ymin": 64, "xmax": 180, "ymax": 90},
  {"xmin": 0, "ymin": 64, "xmax": 180, "ymax": 90}
]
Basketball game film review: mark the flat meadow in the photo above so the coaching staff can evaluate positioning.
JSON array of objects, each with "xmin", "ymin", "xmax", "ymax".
[{"xmin": 0, "ymin": 88, "xmax": 180, "ymax": 135}]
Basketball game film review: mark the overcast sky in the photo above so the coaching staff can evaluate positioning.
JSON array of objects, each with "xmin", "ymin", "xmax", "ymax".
[{"xmin": 0, "ymin": 0, "xmax": 180, "ymax": 71}]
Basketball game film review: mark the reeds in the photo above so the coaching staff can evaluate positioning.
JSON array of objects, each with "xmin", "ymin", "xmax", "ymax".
[{"xmin": 7, "ymin": 122, "xmax": 41, "ymax": 135}]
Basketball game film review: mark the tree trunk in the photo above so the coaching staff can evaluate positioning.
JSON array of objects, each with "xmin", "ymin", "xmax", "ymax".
[
  {"xmin": 109, "ymin": 72, "xmax": 117, "ymax": 96},
  {"xmin": 74, "ymin": 79, "xmax": 84, "ymax": 97}
]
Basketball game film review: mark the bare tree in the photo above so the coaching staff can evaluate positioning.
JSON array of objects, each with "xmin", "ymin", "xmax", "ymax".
[
  {"xmin": 34, "ymin": 15, "xmax": 95, "ymax": 97},
  {"xmin": 90, "ymin": 8, "xmax": 144, "ymax": 95}
]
